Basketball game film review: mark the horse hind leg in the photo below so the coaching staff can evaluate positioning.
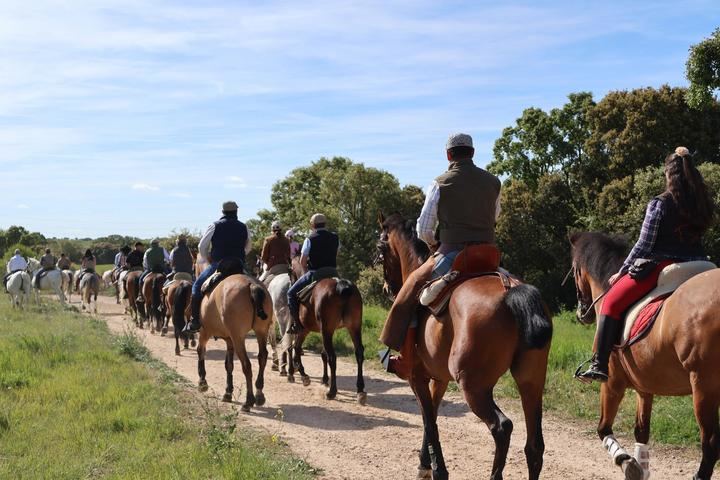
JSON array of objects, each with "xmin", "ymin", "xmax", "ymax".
[
  {"xmin": 223, "ymin": 340, "xmax": 234, "ymax": 403},
  {"xmin": 348, "ymin": 322, "xmax": 366, "ymax": 405},
  {"xmin": 254, "ymin": 329, "xmax": 268, "ymax": 407},
  {"xmin": 233, "ymin": 339, "xmax": 255, "ymax": 412},
  {"xmin": 691, "ymin": 372, "xmax": 720, "ymax": 480}
]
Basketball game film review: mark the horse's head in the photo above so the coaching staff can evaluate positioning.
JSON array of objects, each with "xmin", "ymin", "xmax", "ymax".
[
  {"xmin": 376, "ymin": 212, "xmax": 429, "ymax": 298},
  {"xmin": 26, "ymin": 258, "xmax": 40, "ymax": 273},
  {"xmin": 568, "ymin": 231, "xmax": 628, "ymax": 325}
]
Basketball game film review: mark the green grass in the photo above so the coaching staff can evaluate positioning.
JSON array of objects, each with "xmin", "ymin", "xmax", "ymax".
[
  {"xmin": 0, "ymin": 302, "xmax": 316, "ymax": 479},
  {"xmin": 95, "ymin": 263, "xmax": 114, "ymax": 275},
  {"xmin": 314, "ymin": 304, "xmax": 700, "ymax": 446}
]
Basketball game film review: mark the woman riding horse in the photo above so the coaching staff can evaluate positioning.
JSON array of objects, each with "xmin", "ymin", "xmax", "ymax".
[{"xmin": 576, "ymin": 147, "xmax": 716, "ymax": 383}]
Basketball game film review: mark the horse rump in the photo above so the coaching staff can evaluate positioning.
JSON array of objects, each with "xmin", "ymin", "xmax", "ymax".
[
  {"xmin": 335, "ymin": 278, "xmax": 354, "ymax": 297},
  {"xmin": 249, "ymin": 283, "xmax": 269, "ymax": 320},
  {"xmin": 151, "ymin": 275, "xmax": 165, "ymax": 316},
  {"xmin": 173, "ymin": 281, "xmax": 191, "ymax": 330},
  {"xmin": 504, "ymin": 284, "xmax": 552, "ymax": 349}
]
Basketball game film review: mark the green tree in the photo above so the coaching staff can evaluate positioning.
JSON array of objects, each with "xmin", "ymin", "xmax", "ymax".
[{"xmin": 686, "ymin": 28, "xmax": 720, "ymax": 109}]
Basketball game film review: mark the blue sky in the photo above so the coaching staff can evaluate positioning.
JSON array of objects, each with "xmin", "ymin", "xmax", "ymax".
[{"xmin": 2, "ymin": 0, "xmax": 718, "ymax": 238}]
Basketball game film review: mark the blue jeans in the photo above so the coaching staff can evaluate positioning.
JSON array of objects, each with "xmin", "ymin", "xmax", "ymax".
[
  {"xmin": 287, "ymin": 271, "xmax": 314, "ymax": 318},
  {"xmin": 431, "ymin": 250, "xmax": 460, "ymax": 279},
  {"xmin": 192, "ymin": 262, "xmax": 219, "ymax": 299}
]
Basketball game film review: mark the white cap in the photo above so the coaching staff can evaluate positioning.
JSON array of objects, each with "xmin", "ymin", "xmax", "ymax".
[
  {"xmin": 446, "ymin": 133, "xmax": 473, "ymax": 150},
  {"xmin": 271, "ymin": 220, "xmax": 281, "ymax": 230},
  {"xmin": 285, "ymin": 229, "xmax": 295, "ymax": 238}
]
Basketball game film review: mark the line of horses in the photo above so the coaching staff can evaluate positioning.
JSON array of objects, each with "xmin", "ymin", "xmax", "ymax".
[{"xmin": 8, "ymin": 218, "xmax": 720, "ymax": 480}]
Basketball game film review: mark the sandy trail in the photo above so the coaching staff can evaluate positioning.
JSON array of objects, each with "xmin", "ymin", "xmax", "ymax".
[{"xmin": 83, "ymin": 294, "xmax": 701, "ymax": 480}]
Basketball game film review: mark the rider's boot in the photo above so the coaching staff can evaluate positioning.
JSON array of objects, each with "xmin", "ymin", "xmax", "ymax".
[
  {"xmin": 576, "ymin": 315, "xmax": 621, "ymax": 383},
  {"xmin": 380, "ymin": 327, "xmax": 416, "ymax": 381},
  {"xmin": 183, "ymin": 295, "xmax": 203, "ymax": 334}
]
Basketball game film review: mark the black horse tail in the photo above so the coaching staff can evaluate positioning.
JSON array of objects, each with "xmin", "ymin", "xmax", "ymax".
[
  {"xmin": 152, "ymin": 275, "xmax": 164, "ymax": 315},
  {"xmin": 173, "ymin": 281, "xmax": 191, "ymax": 331},
  {"xmin": 250, "ymin": 283, "xmax": 268, "ymax": 321},
  {"xmin": 504, "ymin": 284, "xmax": 553, "ymax": 350},
  {"xmin": 336, "ymin": 278, "xmax": 354, "ymax": 298}
]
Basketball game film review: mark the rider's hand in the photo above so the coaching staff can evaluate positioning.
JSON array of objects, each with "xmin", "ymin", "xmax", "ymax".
[{"xmin": 608, "ymin": 273, "xmax": 621, "ymax": 285}]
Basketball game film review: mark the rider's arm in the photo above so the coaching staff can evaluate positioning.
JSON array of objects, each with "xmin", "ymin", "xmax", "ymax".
[
  {"xmin": 299, "ymin": 238, "xmax": 311, "ymax": 273},
  {"xmin": 619, "ymin": 198, "xmax": 664, "ymax": 274},
  {"xmin": 416, "ymin": 181, "xmax": 440, "ymax": 247},
  {"xmin": 245, "ymin": 230, "xmax": 252, "ymax": 255},
  {"xmin": 198, "ymin": 224, "xmax": 214, "ymax": 262}
]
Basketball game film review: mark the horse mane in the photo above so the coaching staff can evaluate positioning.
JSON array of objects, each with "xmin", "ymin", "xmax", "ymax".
[
  {"xmin": 382, "ymin": 213, "xmax": 430, "ymax": 262},
  {"xmin": 570, "ymin": 232, "xmax": 628, "ymax": 288}
]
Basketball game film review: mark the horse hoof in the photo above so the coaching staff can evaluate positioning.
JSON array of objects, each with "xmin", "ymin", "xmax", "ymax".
[
  {"xmin": 271, "ymin": 363, "xmax": 279, "ymax": 372},
  {"xmin": 287, "ymin": 375, "xmax": 295, "ymax": 383},
  {"xmin": 321, "ymin": 379, "xmax": 329, "ymax": 387},
  {"xmin": 256, "ymin": 391, "xmax": 266, "ymax": 406},
  {"xmin": 302, "ymin": 376, "xmax": 311, "ymax": 387},
  {"xmin": 161, "ymin": 327, "xmax": 168, "ymax": 336},
  {"xmin": 357, "ymin": 392, "xmax": 367, "ymax": 406},
  {"xmin": 431, "ymin": 471, "xmax": 448, "ymax": 480},
  {"xmin": 417, "ymin": 468, "xmax": 432, "ymax": 480},
  {"xmin": 325, "ymin": 391, "xmax": 337, "ymax": 400},
  {"xmin": 279, "ymin": 369, "xmax": 287, "ymax": 377},
  {"xmin": 622, "ymin": 458, "xmax": 644, "ymax": 480},
  {"xmin": 241, "ymin": 404, "xmax": 252, "ymax": 413},
  {"xmin": 198, "ymin": 382, "xmax": 209, "ymax": 392},
  {"xmin": 175, "ymin": 349, "xmax": 180, "ymax": 356},
  {"xmin": 190, "ymin": 339, "xmax": 197, "ymax": 348},
  {"xmin": 222, "ymin": 393, "xmax": 232, "ymax": 403}
]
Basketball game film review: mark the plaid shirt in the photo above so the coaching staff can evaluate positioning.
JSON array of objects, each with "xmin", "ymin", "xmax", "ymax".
[{"xmin": 620, "ymin": 198, "xmax": 664, "ymax": 273}]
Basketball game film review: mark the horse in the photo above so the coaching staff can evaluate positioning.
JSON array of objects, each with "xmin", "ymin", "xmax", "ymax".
[
  {"xmin": 265, "ymin": 272, "xmax": 293, "ymax": 374},
  {"xmin": 376, "ymin": 213, "xmax": 552, "ymax": 480},
  {"xmin": 196, "ymin": 274, "xmax": 272, "ymax": 412},
  {"xmin": 79, "ymin": 271, "xmax": 99, "ymax": 313},
  {"xmin": 60, "ymin": 269, "xmax": 74, "ymax": 301},
  {"xmin": 284, "ymin": 256, "xmax": 366, "ymax": 405},
  {"xmin": 124, "ymin": 270, "xmax": 142, "ymax": 326},
  {"xmin": 26, "ymin": 258, "xmax": 65, "ymax": 304},
  {"xmin": 101, "ymin": 269, "xmax": 113, "ymax": 288},
  {"xmin": 569, "ymin": 231, "xmax": 720, "ymax": 480},
  {"xmin": 139, "ymin": 272, "xmax": 166, "ymax": 333},
  {"xmin": 102, "ymin": 268, "xmax": 121, "ymax": 304},
  {"xmin": 6, "ymin": 271, "xmax": 32, "ymax": 308},
  {"xmin": 164, "ymin": 279, "xmax": 196, "ymax": 355}
]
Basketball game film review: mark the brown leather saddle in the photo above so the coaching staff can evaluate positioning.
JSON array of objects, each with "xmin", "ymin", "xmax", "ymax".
[{"xmin": 200, "ymin": 257, "xmax": 246, "ymax": 296}]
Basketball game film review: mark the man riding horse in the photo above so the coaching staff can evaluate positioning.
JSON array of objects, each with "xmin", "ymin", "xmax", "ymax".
[
  {"xmin": 379, "ymin": 132, "xmax": 501, "ymax": 380},
  {"xmin": 259, "ymin": 220, "xmax": 291, "ymax": 284},
  {"xmin": 3, "ymin": 249, "xmax": 27, "ymax": 291},
  {"xmin": 137, "ymin": 239, "xmax": 166, "ymax": 303},
  {"xmin": 33, "ymin": 248, "xmax": 57, "ymax": 288},
  {"xmin": 56, "ymin": 253, "xmax": 71, "ymax": 271},
  {"xmin": 286, "ymin": 213, "xmax": 339, "ymax": 334},
  {"xmin": 166, "ymin": 235, "xmax": 194, "ymax": 283},
  {"xmin": 184, "ymin": 201, "xmax": 252, "ymax": 334}
]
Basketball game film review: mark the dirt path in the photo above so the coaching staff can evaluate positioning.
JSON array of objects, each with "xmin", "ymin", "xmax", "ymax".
[{"xmin": 84, "ymin": 294, "xmax": 700, "ymax": 479}]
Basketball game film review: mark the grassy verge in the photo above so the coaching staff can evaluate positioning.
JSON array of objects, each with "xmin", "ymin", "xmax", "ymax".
[
  {"xmin": 311, "ymin": 304, "xmax": 699, "ymax": 446},
  {"xmin": 0, "ymin": 302, "xmax": 316, "ymax": 479}
]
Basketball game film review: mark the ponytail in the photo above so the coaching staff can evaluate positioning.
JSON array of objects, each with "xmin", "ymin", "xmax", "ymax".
[{"xmin": 664, "ymin": 150, "xmax": 715, "ymax": 234}]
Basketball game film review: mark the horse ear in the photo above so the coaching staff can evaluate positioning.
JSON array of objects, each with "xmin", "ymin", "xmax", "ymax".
[
  {"xmin": 377, "ymin": 211, "xmax": 385, "ymax": 226},
  {"xmin": 568, "ymin": 231, "xmax": 582, "ymax": 245}
]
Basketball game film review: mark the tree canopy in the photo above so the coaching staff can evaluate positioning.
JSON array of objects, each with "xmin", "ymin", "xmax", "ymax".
[{"xmin": 686, "ymin": 28, "xmax": 720, "ymax": 109}]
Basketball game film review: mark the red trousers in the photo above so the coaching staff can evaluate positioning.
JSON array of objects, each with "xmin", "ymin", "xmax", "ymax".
[{"xmin": 600, "ymin": 260, "xmax": 674, "ymax": 318}]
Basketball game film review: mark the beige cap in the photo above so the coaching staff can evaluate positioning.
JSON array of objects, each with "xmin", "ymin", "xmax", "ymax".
[
  {"xmin": 271, "ymin": 220, "xmax": 282, "ymax": 230},
  {"xmin": 446, "ymin": 133, "xmax": 473, "ymax": 150},
  {"xmin": 310, "ymin": 213, "xmax": 326, "ymax": 226},
  {"xmin": 222, "ymin": 200, "xmax": 238, "ymax": 212},
  {"xmin": 675, "ymin": 146, "xmax": 690, "ymax": 156}
]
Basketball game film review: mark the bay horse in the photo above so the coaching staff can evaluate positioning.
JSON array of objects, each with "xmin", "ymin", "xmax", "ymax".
[
  {"xmin": 124, "ymin": 270, "xmax": 142, "ymax": 326},
  {"xmin": 377, "ymin": 213, "xmax": 552, "ymax": 480},
  {"xmin": 139, "ymin": 272, "xmax": 166, "ymax": 333},
  {"xmin": 285, "ymin": 256, "xmax": 366, "ymax": 404},
  {"xmin": 569, "ymin": 232, "xmax": 720, "ymax": 480},
  {"xmin": 196, "ymin": 274, "xmax": 272, "ymax": 412},
  {"xmin": 164, "ymin": 279, "xmax": 196, "ymax": 355}
]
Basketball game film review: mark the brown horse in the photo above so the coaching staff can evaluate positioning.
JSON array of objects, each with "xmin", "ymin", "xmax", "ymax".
[
  {"xmin": 139, "ymin": 272, "xmax": 166, "ymax": 333},
  {"xmin": 569, "ymin": 232, "xmax": 720, "ymax": 480},
  {"xmin": 125, "ymin": 270, "xmax": 142, "ymax": 326},
  {"xmin": 286, "ymin": 258, "xmax": 366, "ymax": 404},
  {"xmin": 377, "ymin": 213, "xmax": 552, "ymax": 480},
  {"xmin": 164, "ymin": 279, "xmax": 196, "ymax": 355},
  {"xmin": 197, "ymin": 274, "xmax": 272, "ymax": 412}
]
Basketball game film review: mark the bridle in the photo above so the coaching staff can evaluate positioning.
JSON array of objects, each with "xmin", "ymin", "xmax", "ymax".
[
  {"xmin": 375, "ymin": 231, "xmax": 400, "ymax": 300},
  {"xmin": 562, "ymin": 262, "xmax": 608, "ymax": 324}
]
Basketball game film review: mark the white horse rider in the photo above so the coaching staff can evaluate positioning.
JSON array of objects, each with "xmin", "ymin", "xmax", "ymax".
[
  {"xmin": 6, "ymin": 270, "xmax": 32, "ymax": 308},
  {"xmin": 27, "ymin": 258, "xmax": 66, "ymax": 304}
]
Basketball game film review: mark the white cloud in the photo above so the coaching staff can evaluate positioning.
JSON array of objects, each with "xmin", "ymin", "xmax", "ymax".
[
  {"xmin": 132, "ymin": 183, "xmax": 160, "ymax": 191},
  {"xmin": 169, "ymin": 192, "xmax": 191, "ymax": 198},
  {"xmin": 224, "ymin": 176, "xmax": 247, "ymax": 189},
  {"xmin": 16, "ymin": 204, "xmax": 29, "ymax": 209}
]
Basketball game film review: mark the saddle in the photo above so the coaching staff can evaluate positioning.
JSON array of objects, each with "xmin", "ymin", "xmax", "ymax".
[
  {"xmin": 200, "ymin": 257, "xmax": 246, "ymax": 296},
  {"xmin": 33, "ymin": 267, "xmax": 56, "ymax": 288},
  {"xmin": 261, "ymin": 263, "xmax": 290, "ymax": 286},
  {"xmin": 296, "ymin": 267, "xmax": 339, "ymax": 304},
  {"xmin": 421, "ymin": 244, "xmax": 518, "ymax": 317},
  {"xmin": 619, "ymin": 260, "xmax": 716, "ymax": 347},
  {"xmin": 162, "ymin": 272, "xmax": 193, "ymax": 294}
]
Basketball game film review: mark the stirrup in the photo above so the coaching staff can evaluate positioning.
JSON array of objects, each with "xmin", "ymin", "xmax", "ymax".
[
  {"xmin": 378, "ymin": 348, "xmax": 391, "ymax": 371},
  {"xmin": 574, "ymin": 357, "xmax": 608, "ymax": 384},
  {"xmin": 183, "ymin": 320, "xmax": 201, "ymax": 334}
]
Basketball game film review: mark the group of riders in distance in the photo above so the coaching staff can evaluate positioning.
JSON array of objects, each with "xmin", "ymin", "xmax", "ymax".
[{"xmin": 5, "ymin": 133, "xmax": 720, "ymax": 480}]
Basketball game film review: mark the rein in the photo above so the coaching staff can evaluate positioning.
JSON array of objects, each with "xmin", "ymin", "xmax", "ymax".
[{"xmin": 564, "ymin": 263, "xmax": 609, "ymax": 324}]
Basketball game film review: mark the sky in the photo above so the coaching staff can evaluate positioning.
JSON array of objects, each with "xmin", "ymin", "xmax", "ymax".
[{"xmin": 1, "ymin": 0, "xmax": 719, "ymax": 238}]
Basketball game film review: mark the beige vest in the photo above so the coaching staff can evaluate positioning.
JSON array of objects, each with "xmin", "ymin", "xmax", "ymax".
[{"xmin": 436, "ymin": 159, "xmax": 500, "ymax": 245}]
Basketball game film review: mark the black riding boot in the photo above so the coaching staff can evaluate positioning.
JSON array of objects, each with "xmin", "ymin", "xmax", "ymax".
[
  {"xmin": 577, "ymin": 315, "xmax": 622, "ymax": 383},
  {"xmin": 183, "ymin": 295, "xmax": 203, "ymax": 334}
]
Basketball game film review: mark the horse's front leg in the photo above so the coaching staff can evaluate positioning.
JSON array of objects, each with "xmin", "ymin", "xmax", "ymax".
[
  {"xmin": 633, "ymin": 392, "xmax": 653, "ymax": 480},
  {"xmin": 418, "ymin": 378, "xmax": 449, "ymax": 479},
  {"xmin": 294, "ymin": 331, "xmax": 310, "ymax": 386},
  {"xmin": 411, "ymin": 375, "xmax": 448, "ymax": 480}
]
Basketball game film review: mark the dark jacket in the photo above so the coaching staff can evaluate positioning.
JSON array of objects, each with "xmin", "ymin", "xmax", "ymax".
[
  {"xmin": 653, "ymin": 193, "xmax": 706, "ymax": 259},
  {"xmin": 307, "ymin": 229, "xmax": 339, "ymax": 270},
  {"xmin": 436, "ymin": 159, "xmax": 500, "ymax": 245},
  {"xmin": 145, "ymin": 246, "xmax": 165, "ymax": 271},
  {"xmin": 211, "ymin": 214, "xmax": 248, "ymax": 262},
  {"xmin": 126, "ymin": 250, "xmax": 144, "ymax": 268},
  {"xmin": 171, "ymin": 245, "xmax": 194, "ymax": 274}
]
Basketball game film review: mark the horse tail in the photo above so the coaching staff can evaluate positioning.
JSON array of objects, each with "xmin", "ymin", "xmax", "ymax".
[
  {"xmin": 173, "ymin": 282, "xmax": 191, "ymax": 330},
  {"xmin": 504, "ymin": 284, "xmax": 552, "ymax": 350},
  {"xmin": 336, "ymin": 278, "xmax": 354, "ymax": 298},
  {"xmin": 152, "ymin": 275, "xmax": 163, "ymax": 314},
  {"xmin": 250, "ymin": 283, "xmax": 269, "ymax": 321}
]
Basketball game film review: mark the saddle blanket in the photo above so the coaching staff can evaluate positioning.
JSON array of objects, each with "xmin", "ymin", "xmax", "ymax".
[{"xmin": 620, "ymin": 260, "xmax": 716, "ymax": 346}]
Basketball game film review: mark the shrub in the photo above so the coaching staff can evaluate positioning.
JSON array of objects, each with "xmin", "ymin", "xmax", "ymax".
[{"xmin": 356, "ymin": 265, "xmax": 392, "ymax": 308}]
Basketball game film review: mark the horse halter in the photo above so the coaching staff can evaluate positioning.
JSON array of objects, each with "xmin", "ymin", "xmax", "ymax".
[
  {"xmin": 563, "ymin": 262, "xmax": 606, "ymax": 325},
  {"xmin": 375, "ymin": 232, "xmax": 400, "ymax": 300}
]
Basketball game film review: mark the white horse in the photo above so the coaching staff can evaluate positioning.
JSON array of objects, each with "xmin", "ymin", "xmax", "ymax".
[
  {"xmin": 266, "ymin": 272, "xmax": 293, "ymax": 376},
  {"xmin": 102, "ymin": 269, "xmax": 113, "ymax": 288},
  {"xmin": 79, "ymin": 271, "xmax": 99, "ymax": 313},
  {"xmin": 60, "ymin": 269, "xmax": 74, "ymax": 301},
  {"xmin": 6, "ymin": 271, "xmax": 32, "ymax": 308},
  {"xmin": 27, "ymin": 258, "xmax": 66, "ymax": 304}
]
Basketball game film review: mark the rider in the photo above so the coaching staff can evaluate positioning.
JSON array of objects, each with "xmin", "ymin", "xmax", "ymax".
[
  {"xmin": 33, "ymin": 248, "xmax": 57, "ymax": 287},
  {"xmin": 167, "ymin": 235, "xmax": 194, "ymax": 282},
  {"xmin": 137, "ymin": 239, "xmax": 166, "ymax": 302},
  {"xmin": 76, "ymin": 249, "xmax": 97, "ymax": 290},
  {"xmin": 259, "ymin": 221, "xmax": 291, "ymax": 283},
  {"xmin": 378, "ymin": 133, "xmax": 501, "ymax": 380},
  {"xmin": 125, "ymin": 242, "xmax": 145, "ymax": 271},
  {"xmin": 56, "ymin": 253, "xmax": 71, "ymax": 270},
  {"xmin": 183, "ymin": 201, "xmax": 252, "ymax": 334},
  {"xmin": 114, "ymin": 245, "xmax": 130, "ymax": 271},
  {"xmin": 286, "ymin": 213, "xmax": 340, "ymax": 333},
  {"xmin": 286, "ymin": 229, "xmax": 301, "ymax": 258},
  {"xmin": 576, "ymin": 147, "xmax": 715, "ymax": 383},
  {"xmin": 4, "ymin": 249, "xmax": 28, "ymax": 290}
]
